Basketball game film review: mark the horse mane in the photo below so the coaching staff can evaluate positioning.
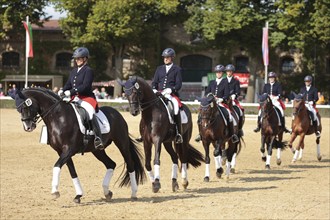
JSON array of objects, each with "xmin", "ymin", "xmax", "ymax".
[{"xmin": 23, "ymin": 87, "xmax": 60, "ymax": 102}]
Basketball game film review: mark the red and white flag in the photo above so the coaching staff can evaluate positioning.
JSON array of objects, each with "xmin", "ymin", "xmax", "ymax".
[
  {"xmin": 262, "ymin": 27, "xmax": 268, "ymax": 66},
  {"xmin": 22, "ymin": 21, "xmax": 33, "ymax": 58}
]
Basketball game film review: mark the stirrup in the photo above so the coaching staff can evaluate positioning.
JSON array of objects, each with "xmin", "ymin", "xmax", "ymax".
[
  {"xmin": 231, "ymin": 134, "xmax": 239, "ymax": 143},
  {"xmin": 195, "ymin": 134, "xmax": 201, "ymax": 142},
  {"xmin": 315, "ymin": 131, "xmax": 321, "ymax": 138},
  {"xmin": 175, "ymin": 134, "xmax": 183, "ymax": 144},
  {"xmin": 94, "ymin": 136, "xmax": 104, "ymax": 150}
]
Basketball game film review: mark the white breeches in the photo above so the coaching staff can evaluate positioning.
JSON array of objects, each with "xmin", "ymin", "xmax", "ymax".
[
  {"xmin": 305, "ymin": 103, "xmax": 319, "ymax": 125},
  {"xmin": 271, "ymin": 99, "xmax": 283, "ymax": 116},
  {"xmin": 76, "ymin": 99, "xmax": 95, "ymax": 120},
  {"xmin": 164, "ymin": 94, "xmax": 179, "ymax": 115}
]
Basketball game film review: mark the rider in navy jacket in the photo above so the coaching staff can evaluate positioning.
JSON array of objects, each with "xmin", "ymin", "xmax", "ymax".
[{"xmin": 152, "ymin": 48, "xmax": 183, "ymax": 144}]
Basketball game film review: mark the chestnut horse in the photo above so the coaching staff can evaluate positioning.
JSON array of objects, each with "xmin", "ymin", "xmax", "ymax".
[{"xmin": 289, "ymin": 92, "xmax": 322, "ymax": 162}]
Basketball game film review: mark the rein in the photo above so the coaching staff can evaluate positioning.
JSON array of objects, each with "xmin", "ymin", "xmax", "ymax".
[
  {"xmin": 36, "ymin": 99, "xmax": 62, "ymax": 123},
  {"xmin": 140, "ymin": 98, "xmax": 160, "ymax": 111},
  {"xmin": 198, "ymin": 102, "xmax": 218, "ymax": 128}
]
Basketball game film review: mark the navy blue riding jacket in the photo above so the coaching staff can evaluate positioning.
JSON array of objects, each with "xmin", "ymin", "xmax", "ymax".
[
  {"xmin": 300, "ymin": 86, "xmax": 318, "ymax": 103},
  {"xmin": 152, "ymin": 64, "xmax": 182, "ymax": 97},
  {"xmin": 63, "ymin": 65, "xmax": 96, "ymax": 98},
  {"xmin": 205, "ymin": 78, "xmax": 229, "ymax": 100},
  {"xmin": 227, "ymin": 77, "xmax": 240, "ymax": 98},
  {"xmin": 263, "ymin": 81, "xmax": 282, "ymax": 97}
]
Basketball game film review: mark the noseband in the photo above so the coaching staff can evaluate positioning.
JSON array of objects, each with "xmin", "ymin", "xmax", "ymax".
[
  {"xmin": 198, "ymin": 102, "xmax": 217, "ymax": 128},
  {"xmin": 292, "ymin": 99, "xmax": 304, "ymax": 115}
]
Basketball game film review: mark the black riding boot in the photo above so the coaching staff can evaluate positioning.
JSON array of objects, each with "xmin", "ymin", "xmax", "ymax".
[
  {"xmin": 174, "ymin": 114, "xmax": 183, "ymax": 144},
  {"xmin": 313, "ymin": 120, "xmax": 321, "ymax": 137},
  {"xmin": 228, "ymin": 120, "xmax": 239, "ymax": 143},
  {"xmin": 254, "ymin": 116, "xmax": 261, "ymax": 132},
  {"xmin": 91, "ymin": 114, "xmax": 104, "ymax": 150},
  {"xmin": 281, "ymin": 116, "xmax": 291, "ymax": 133}
]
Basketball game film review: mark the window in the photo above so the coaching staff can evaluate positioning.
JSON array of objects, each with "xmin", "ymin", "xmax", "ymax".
[
  {"xmin": 2, "ymin": 51, "xmax": 19, "ymax": 67},
  {"xmin": 180, "ymin": 54, "xmax": 212, "ymax": 82},
  {"xmin": 281, "ymin": 57, "xmax": 295, "ymax": 73},
  {"xmin": 235, "ymin": 56, "xmax": 249, "ymax": 73},
  {"xmin": 56, "ymin": 52, "xmax": 72, "ymax": 68}
]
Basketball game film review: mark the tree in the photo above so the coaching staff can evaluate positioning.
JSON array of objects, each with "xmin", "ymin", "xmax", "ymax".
[{"xmin": 0, "ymin": 0, "xmax": 50, "ymax": 39}]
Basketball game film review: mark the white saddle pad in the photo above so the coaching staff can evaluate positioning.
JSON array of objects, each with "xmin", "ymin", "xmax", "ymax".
[
  {"xmin": 70, "ymin": 103, "xmax": 110, "ymax": 135},
  {"xmin": 159, "ymin": 98, "xmax": 188, "ymax": 124}
]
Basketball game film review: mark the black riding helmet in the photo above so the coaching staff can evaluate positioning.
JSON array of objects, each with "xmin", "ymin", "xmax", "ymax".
[{"xmin": 72, "ymin": 47, "xmax": 89, "ymax": 58}]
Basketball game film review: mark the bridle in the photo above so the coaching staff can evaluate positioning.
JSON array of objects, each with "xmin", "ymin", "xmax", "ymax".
[
  {"xmin": 198, "ymin": 101, "xmax": 218, "ymax": 128},
  {"xmin": 124, "ymin": 82, "xmax": 160, "ymax": 112},
  {"xmin": 292, "ymin": 98, "xmax": 304, "ymax": 116},
  {"xmin": 260, "ymin": 97, "xmax": 275, "ymax": 118}
]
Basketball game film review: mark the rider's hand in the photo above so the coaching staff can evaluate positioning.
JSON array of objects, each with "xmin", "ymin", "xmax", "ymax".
[
  {"xmin": 58, "ymin": 89, "xmax": 64, "ymax": 97},
  {"xmin": 162, "ymin": 88, "xmax": 172, "ymax": 95},
  {"xmin": 216, "ymin": 98, "xmax": 223, "ymax": 104},
  {"xmin": 152, "ymin": 89, "xmax": 158, "ymax": 93},
  {"xmin": 308, "ymin": 101, "xmax": 314, "ymax": 105},
  {"xmin": 64, "ymin": 90, "xmax": 71, "ymax": 97},
  {"xmin": 231, "ymin": 94, "xmax": 236, "ymax": 100}
]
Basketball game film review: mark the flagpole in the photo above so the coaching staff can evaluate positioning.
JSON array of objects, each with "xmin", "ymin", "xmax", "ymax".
[
  {"xmin": 264, "ymin": 21, "xmax": 269, "ymax": 84},
  {"xmin": 25, "ymin": 16, "xmax": 29, "ymax": 88}
]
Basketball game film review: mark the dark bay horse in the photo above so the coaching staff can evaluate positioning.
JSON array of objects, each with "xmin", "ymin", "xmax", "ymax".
[
  {"xmin": 13, "ymin": 88, "xmax": 145, "ymax": 203},
  {"xmin": 123, "ymin": 76, "xmax": 204, "ymax": 193},
  {"xmin": 197, "ymin": 95, "xmax": 242, "ymax": 181},
  {"xmin": 257, "ymin": 93, "xmax": 286, "ymax": 169},
  {"xmin": 289, "ymin": 93, "xmax": 322, "ymax": 162}
]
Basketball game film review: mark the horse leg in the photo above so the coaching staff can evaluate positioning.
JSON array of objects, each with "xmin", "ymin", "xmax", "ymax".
[
  {"xmin": 265, "ymin": 136, "xmax": 275, "ymax": 170},
  {"xmin": 163, "ymin": 142, "xmax": 179, "ymax": 192},
  {"xmin": 202, "ymin": 140, "xmax": 211, "ymax": 182},
  {"xmin": 66, "ymin": 158, "xmax": 83, "ymax": 203},
  {"xmin": 292, "ymin": 134, "xmax": 305, "ymax": 163},
  {"xmin": 152, "ymin": 139, "xmax": 162, "ymax": 193},
  {"xmin": 51, "ymin": 149, "xmax": 74, "ymax": 200},
  {"xmin": 225, "ymin": 141, "xmax": 236, "ymax": 178},
  {"xmin": 260, "ymin": 135, "xmax": 266, "ymax": 162},
  {"xmin": 288, "ymin": 132, "xmax": 298, "ymax": 154},
  {"xmin": 92, "ymin": 150, "xmax": 116, "ymax": 202},
  {"xmin": 276, "ymin": 132, "xmax": 283, "ymax": 166},
  {"xmin": 316, "ymin": 136, "xmax": 322, "ymax": 161}
]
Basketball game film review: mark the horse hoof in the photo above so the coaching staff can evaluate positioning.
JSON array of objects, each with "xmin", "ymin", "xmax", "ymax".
[
  {"xmin": 172, "ymin": 179, "xmax": 179, "ymax": 192},
  {"xmin": 182, "ymin": 179, "xmax": 189, "ymax": 190},
  {"xmin": 261, "ymin": 156, "xmax": 266, "ymax": 162},
  {"xmin": 265, "ymin": 164, "xmax": 270, "ymax": 170},
  {"xmin": 276, "ymin": 159, "xmax": 282, "ymax": 166},
  {"xmin": 291, "ymin": 159, "xmax": 296, "ymax": 163},
  {"xmin": 105, "ymin": 191, "xmax": 113, "ymax": 202},
  {"xmin": 52, "ymin": 192, "xmax": 60, "ymax": 200},
  {"xmin": 216, "ymin": 167, "xmax": 224, "ymax": 178},
  {"xmin": 317, "ymin": 155, "xmax": 322, "ymax": 161},
  {"xmin": 131, "ymin": 196, "xmax": 138, "ymax": 201},
  {"xmin": 152, "ymin": 179, "xmax": 161, "ymax": 193},
  {"xmin": 230, "ymin": 168, "xmax": 235, "ymax": 174},
  {"xmin": 204, "ymin": 176, "xmax": 210, "ymax": 182},
  {"xmin": 73, "ymin": 195, "xmax": 82, "ymax": 204}
]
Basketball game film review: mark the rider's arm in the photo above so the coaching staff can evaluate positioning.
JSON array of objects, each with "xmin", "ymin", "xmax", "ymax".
[{"xmin": 173, "ymin": 66, "xmax": 182, "ymax": 93}]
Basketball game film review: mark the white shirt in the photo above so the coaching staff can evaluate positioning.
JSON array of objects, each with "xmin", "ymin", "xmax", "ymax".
[
  {"xmin": 77, "ymin": 63, "xmax": 86, "ymax": 73},
  {"xmin": 166, "ymin": 63, "xmax": 173, "ymax": 73},
  {"xmin": 306, "ymin": 85, "xmax": 311, "ymax": 91},
  {"xmin": 216, "ymin": 78, "xmax": 222, "ymax": 85},
  {"xmin": 227, "ymin": 76, "xmax": 232, "ymax": 83}
]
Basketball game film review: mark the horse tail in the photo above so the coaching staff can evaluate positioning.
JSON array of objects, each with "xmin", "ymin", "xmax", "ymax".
[
  {"xmin": 272, "ymin": 139, "xmax": 287, "ymax": 150},
  {"xmin": 118, "ymin": 136, "xmax": 146, "ymax": 187},
  {"xmin": 186, "ymin": 144, "xmax": 205, "ymax": 168},
  {"xmin": 236, "ymin": 136, "xmax": 245, "ymax": 156}
]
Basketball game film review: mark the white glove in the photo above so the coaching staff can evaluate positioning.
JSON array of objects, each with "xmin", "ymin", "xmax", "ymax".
[
  {"xmin": 271, "ymin": 95, "xmax": 279, "ymax": 100},
  {"xmin": 64, "ymin": 90, "xmax": 71, "ymax": 97},
  {"xmin": 231, "ymin": 94, "xmax": 236, "ymax": 100},
  {"xmin": 216, "ymin": 98, "xmax": 223, "ymax": 104},
  {"xmin": 162, "ymin": 88, "xmax": 172, "ymax": 95},
  {"xmin": 152, "ymin": 89, "xmax": 158, "ymax": 93},
  {"xmin": 58, "ymin": 89, "xmax": 64, "ymax": 96},
  {"xmin": 308, "ymin": 101, "xmax": 314, "ymax": 105}
]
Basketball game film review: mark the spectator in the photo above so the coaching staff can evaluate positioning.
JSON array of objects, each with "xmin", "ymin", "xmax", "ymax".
[
  {"xmin": 0, "ymin": 83, "xmax": 4, "ymax": 97},
  {"xmin": 52, "ymin": 86, "xmax": 59, "ymax": 94},
  {"xmin": 99, "ymin": 87, "xmax": 109, "ymax": 99},
  {"xmin": 316, "ymin": 92, "xmax": 325, "ymax": 105},
  {"xmin": 93, "ymin": 88, "xmax": 100, "ymax": 99},
  {"xmin": 7, "ymin": 84, "xmax": 17, "ymax": 98}
]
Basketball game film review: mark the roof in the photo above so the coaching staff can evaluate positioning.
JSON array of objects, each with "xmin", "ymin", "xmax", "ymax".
[{"xmin": 31, "ymin": 20, "xmax": 61, "ymax": 31}]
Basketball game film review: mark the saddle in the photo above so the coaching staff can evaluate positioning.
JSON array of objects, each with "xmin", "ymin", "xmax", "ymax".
[
  {"xmin": 159, "ymin": 97, "xmax": 188, "ymax": 124},
  {"xmin": 273, "ymin": 107, "xmax": 282, "ymax": 126},
  {"xmin": 216, "ymin": 105, "xmax": 229, "ymax": 126}
]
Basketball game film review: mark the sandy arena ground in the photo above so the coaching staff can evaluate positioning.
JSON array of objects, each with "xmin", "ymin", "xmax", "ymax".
[{"xmin": 0, "ymin": 108, "xmax": 329, "ymax": 219}]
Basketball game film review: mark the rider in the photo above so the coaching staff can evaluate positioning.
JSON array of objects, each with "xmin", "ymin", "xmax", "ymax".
[
  {"xmin": 254, "ymin": 72, "xmax": 290, "ymax": 133},
  {"xmin": 225, "ymin": 64, "xmax": 244, "ymax": 137},
  {"xmin": 195, "ymin": 64, "xmax": 239, "ymax": 143},
  {"xmin": 300, "ymin": 75, "xmax": 321, "ymax": 137},
  {"xmin": 152, "ymin": 48, "xmax": 183, "ymax": 144},
  {"xmin": 58, "ymin": 47, "xmax": 104, "ymax": 149}
]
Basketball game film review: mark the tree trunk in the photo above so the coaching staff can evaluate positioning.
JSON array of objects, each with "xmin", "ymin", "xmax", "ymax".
[{"xmin": 246, "ymin": 63, "xmax": 257, "ymax": 103}]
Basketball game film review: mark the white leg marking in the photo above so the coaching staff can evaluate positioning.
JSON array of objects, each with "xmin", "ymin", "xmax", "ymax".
[
  {"xmin": 171, "ymin": 164, "xmax": 178, "ymax": 179},
  {"xmin": 277, "ymin": 148, "xmax": 281, "ymax": 160},
  {"xmin": 231, "ymin": 153, "xmax": 237, "ymax": 168},
  {"xmin": 317, "ymin": 144, "xmax": 321, "ymax": 157},
  {"xmin": 298, "ymin": 148, "xmax": 303, "ymax": 160},
  {"xmin": 129, "ymin": 171, "xmax": 138, "ymax": 198},
  {"xmin": 51, "ymin": 167, "xmax": 61, "ymax": 194},
  {"xmin": 225, "ymin": 161, "xmax": 231, "ymax": 176},
  {"xmin": 154, "ymin": 164, "xmax": 160, "ymax": 180},
  {"xmin": 214, "ymin": 156, "xmax": 222, "ymax": 169},
  {"xmin": 147, "ymin": 170, "xmax": 154, "ymax": 182},
  {"xmin": 181, "ymin": 163, "xmax": 187, "ymax": 179},
  {"xmin": 72, "ymin": 177, "xmax": 83, "ymax": 195},
  {"xmin": 205, "ymin": 163, "xmax": 210, "ymax": 177},
  {"xmin": 266, "ymin": 155, "xmax": 271, "ymax": 165},
  {"xmin": 102, "ymin": 169, "xmax": 114, "ymax": 195}
]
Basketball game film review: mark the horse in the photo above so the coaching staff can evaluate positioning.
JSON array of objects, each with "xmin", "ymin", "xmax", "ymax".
[
  {"xmin": 289, "ymin": 92, "xmax": 322, "ymax": 162},
  {"xmin": 197, "ymin": 94, "xmax": 242, "ymax": 181},
  {"xmin": 12, "ymin": 87, "xmax": 145, "ymax": 203},
  {"xmin": 122, "ymin": 76, "xmax": 204, "ymax": 193},
  {"xmin": 257, "ymin": 93, "xmax": 286, "ymax": 169}
]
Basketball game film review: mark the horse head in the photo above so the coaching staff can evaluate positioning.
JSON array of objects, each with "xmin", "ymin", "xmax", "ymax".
[
  {"xmin": 292, "ymin": 92, "xmax": 305, "ymax": 116},
  {"xmin": 13, "ymin": 90, "xmax": 39, "ymax": 132},
  {"xmin": 258, "ymin": 93, "xmax": 273, "ymax": 115},
  {"xmin": 123, "ymin": 76, "xmax": 142, "ymax": 116},
  {"xmin": 199, "ymin": 94, "xmax": 217, "ymax": 128}
]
